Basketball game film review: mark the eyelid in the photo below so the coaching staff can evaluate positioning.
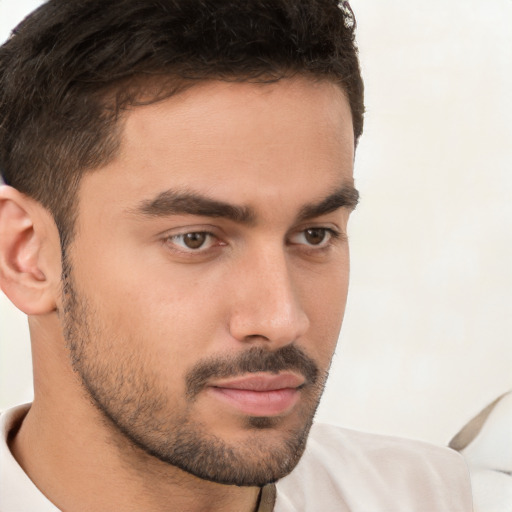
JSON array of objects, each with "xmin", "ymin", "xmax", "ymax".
[
  {"xmin": 169, "ymin": 232, "xmax": 213, "ymax": 249},
  {"xmin": 287, "ymin": 226, "xmax": 343, "ymax": 248},
  {"xmin": 162, "ymin": 227, "xmax": 226, "ymax": 254}
]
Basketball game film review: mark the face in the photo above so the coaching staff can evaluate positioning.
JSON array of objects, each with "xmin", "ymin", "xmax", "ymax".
[{"xmin": 61, "ymin": 78, "xmax": 356, "ymax": 486}]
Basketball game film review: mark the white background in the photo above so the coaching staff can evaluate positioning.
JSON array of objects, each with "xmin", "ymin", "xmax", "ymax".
[{"xmin": 1, "ymin": 0, "xmax": 511, "ymax": 445}]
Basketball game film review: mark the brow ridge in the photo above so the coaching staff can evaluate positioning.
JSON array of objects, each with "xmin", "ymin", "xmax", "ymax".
[
  {"xmin": 131, "ymin": 184, "xmax": 359, "ymax": 225},
  {"xmin": 133, "ymin": 190, "xmax": 256, "ymax": 224},
  {"xmin": 297, "ymin": 185, "xmax": 359, "ymax": 221}
]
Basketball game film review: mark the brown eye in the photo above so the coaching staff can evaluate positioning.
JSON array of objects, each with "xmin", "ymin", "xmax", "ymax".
[
  {"xmin": 304, "ymin": 228, "xmax": 327, "ymax": 245},
  {"xmin": 165, "ymin": 230, "xmax": 225, "ymax": 255},
  {"xmin": 288, "ymin": 227, "xmax": 338, "ymax": 248},
  {"xmin": 182, "ymin": 232, "xmax": 208, "ymax": 249}
]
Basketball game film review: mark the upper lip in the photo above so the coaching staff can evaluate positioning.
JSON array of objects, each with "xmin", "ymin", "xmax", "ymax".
[{"xmin": 210, "ymin": 373, "xmax": 305, "ymax": 392}]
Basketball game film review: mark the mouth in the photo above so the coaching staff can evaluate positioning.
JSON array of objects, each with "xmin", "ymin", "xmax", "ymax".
[{"xmin": 207, "ymin": 373, "xmax": 304, "ymax": 416}]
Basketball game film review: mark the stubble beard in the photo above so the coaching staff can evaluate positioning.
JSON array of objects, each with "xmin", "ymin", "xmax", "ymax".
[{"xmin": 60, "ymin": 260, "xmax": 329, "ymax": 486}]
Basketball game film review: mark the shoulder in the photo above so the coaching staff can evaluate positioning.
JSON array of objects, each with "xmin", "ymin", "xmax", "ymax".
[
  {"xmin": 275, "ymin": 423, "xmax": 473, "ymax": 512},
  {"xmin": 306, "ymin": 423, "xmax": 467, "ymax": 480}
]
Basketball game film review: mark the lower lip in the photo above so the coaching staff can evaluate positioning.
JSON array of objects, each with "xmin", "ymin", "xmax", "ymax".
[{"xmin": 208, "ymin": 387, "xmax": 300, "ymax": 416}]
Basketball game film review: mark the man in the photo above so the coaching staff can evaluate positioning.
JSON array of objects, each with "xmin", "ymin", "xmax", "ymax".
[{"xmin": 0, "ymin": 1, "xmax": 472, "ymax": 510}]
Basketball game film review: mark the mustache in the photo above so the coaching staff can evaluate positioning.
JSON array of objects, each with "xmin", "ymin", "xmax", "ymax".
[{"xmin": 185, "ymin": 345, "xmax": 319, "ymax": 400}]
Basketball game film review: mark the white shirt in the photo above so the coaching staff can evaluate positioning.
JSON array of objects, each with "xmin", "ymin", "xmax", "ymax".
[{"xmin": 1, "ymin": 404, "xmax": 473, "ymax": 511}]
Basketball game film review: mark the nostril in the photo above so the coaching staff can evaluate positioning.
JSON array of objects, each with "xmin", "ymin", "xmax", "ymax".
[{"xmin": 243, "ymin": 334, "xmax": 271, "ymax": 342}]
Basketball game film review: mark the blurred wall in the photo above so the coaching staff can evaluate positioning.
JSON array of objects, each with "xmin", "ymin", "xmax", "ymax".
[{"xmin": 1, "ymin": 0, "xmax": 511, "ymax": 445}]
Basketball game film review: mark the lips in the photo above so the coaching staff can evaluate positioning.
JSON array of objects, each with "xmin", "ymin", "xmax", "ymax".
[{"xmin": 207, "ymin": 373, "xmax": 304, "ymax": 416}]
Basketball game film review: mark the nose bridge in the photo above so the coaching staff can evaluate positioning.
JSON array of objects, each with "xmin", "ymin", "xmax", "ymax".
[{"xmin": 229, "ymin": 244, "xmax": 310, "ymax": 345}]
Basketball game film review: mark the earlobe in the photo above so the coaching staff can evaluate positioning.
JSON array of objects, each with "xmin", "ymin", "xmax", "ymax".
[{"xmin": 0, "ymin": 185, "xmax": 60, "ymax": 315}]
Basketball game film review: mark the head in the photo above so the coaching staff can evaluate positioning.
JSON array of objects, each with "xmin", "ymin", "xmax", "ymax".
[{"xmin": 0, "ymin": 0, "xmax": 363, "ymax": 486}]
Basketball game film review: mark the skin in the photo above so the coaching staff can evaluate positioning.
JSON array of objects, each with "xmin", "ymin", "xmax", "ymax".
[{"xmin": 0, "ymin": 78, "xmax": 356, "ymax": 512}]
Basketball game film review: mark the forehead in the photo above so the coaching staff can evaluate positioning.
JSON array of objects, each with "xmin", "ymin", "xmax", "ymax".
[{"xmin": 78, "ymin": 78, "xmax": 355, "ymax": 219}]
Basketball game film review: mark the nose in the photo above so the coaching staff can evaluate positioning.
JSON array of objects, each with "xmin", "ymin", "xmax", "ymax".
[{"xmin": 228, "ymin": 248, "xmax": 310, "ymax": 348}]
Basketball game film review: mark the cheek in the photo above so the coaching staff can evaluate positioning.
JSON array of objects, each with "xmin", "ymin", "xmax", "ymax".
[
  {"xmin": 74, "ymin": 254, "xmax": 225, "ymax": 382},
  {"xmin": 301, "ymin": 247, "xmax": 350, "ymax": 313},
  {"xmin": 298, "ymin": 261, "xmax": 349, "ymax": 363},
  {"xmin": 106, "ymin": 284, "xmax": 221, "ymax": 359}
]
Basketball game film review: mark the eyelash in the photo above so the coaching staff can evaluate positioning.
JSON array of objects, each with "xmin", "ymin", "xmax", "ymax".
[
  {"xmin": 163, "ymin": 227, "xmax": 342, "ymax": 255},
  {"xmin": 287, "ymin": 227, "xmax": 342, "ymax": 249},
  {"xmin": 165, "ymin": 232, "xmax": 224, "ymax": 252}
]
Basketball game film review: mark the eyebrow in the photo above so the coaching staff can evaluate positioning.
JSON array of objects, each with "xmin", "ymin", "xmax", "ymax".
[
  {"xmin": 131, "ymin": 184, "xmax": 359, "ymax": 224},
  {"xmin": 297, "ymin": 185, "xmax": 359, "ymax": 221},
  {"xmin": 132, "ymin": 189, "xmax": 256, "ymax": 224}
]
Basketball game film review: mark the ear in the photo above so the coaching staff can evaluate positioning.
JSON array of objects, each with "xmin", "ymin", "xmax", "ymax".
[{"xmin": 0, "ymin": 185, "xmax": 61, "ymax": 315}]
